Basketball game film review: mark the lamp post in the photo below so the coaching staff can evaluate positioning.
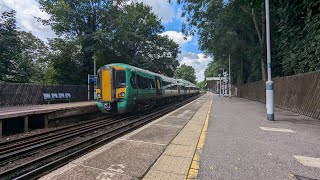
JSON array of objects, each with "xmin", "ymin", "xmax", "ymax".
[{"xmin": 265, "ymin": 0, "xmax": 274, "ymax": 121}]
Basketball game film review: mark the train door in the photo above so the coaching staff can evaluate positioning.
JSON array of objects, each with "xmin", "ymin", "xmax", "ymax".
[
  {"xmin": 130, "ymin": 71, "xmax": 138, "ymax": 98},
  {"xmin": 177, "ymin": 81, "xmax": 181, "ymax": 94},
  {"xmin": 155, "ymin": 77, "xmax": 162, "ymax": 95}
]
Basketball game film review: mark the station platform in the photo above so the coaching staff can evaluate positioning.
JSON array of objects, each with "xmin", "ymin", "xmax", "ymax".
[
  {"xmin": 199, "ymin": 95, "xmax": 320, "ymax": 180},
  {"xmin": 0, "ymin": 101, "xmax": 98, "ymax": 137},
  {"xmin": 40, "ymin": 94, "xmax": 213, "ymax": 180},
  {"xmin": 38, "ymin": 94, "xmax": 320, "ymax": 180}
]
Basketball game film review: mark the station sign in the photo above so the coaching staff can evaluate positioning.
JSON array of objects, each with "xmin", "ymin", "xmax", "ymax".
[{"xmin": 88, "ymin": 75, "xmax": 97, "ymax": 83}]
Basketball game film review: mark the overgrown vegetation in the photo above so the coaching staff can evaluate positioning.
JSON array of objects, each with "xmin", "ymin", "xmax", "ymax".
[{"xmin": 177, "ymin": 0, "xmax": 320, "ymax": 85}]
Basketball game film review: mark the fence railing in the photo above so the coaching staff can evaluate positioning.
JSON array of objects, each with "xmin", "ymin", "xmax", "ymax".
[
  {"xmin": 0, "ymin": 82, "xmax": 88, "ymax": 107},
  {"xmin": 238, "ymin": 71, "xmax": 320, "ymax": 120}
]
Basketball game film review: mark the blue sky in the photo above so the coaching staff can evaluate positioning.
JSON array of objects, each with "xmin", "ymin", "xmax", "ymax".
[{"xmin": 0, "ymin": 0, "xmax": 212, "ymax": 81}]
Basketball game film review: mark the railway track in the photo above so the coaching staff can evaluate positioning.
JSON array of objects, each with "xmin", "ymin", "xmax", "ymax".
[{"xmin": 0, "ymin": 95, "xmax": 200, "ymax": 179}]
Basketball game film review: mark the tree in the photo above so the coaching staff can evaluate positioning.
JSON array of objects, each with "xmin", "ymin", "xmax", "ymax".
[
  {"xmin": 197, "ymin": 80, "xmax": 206, "ymax": 91},
  {"xmin": 176, "ymin": 0, "xmax": 266, "ymax": 83},
  {"xmin": 0, "ymin": 10, "xmax": 21, "ymax": 82},
  {"xmin": 97, "ymin": 3, "xmax": 179, "ymax": 76},
  {"xmin": 177, "ymin": 0, "xmax": 320, "ymax": 84},
  {"xmin": 19, "ymin": 31, "xmax": 49, "ymax": 83},
  {"xmin": 38, "ymin": 0, "xmax": 128, "ymax": 81},
  {"xmin": 176, "ymin": 64, "xmax": 196, "ymax": 84},
  {"xmin": 39, "ymin": 1, "xmax": 180, "ymax": 82},
  {"xmin": 0, "ymin": 10, "xmax": 50, "ymax": 83},
  {"xmin": 43, "ymin": 38, "xmax": 84, "ymax": 85},
  {"xmin": 273, "ymin": 0, "xmax": 320, "ymax": 75}
]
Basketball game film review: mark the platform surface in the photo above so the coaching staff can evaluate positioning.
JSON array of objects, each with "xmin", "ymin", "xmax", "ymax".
[
  {"xmin": 40, "ymin": 94, "xmax": 212, "ymax": 180},
  {"xmin": 0, "ymin": 101, "xmax": 97, "ymax": 119},
  {"xmin": 199, "ymin": 95, "xmax": 320, "ymax": 180}
]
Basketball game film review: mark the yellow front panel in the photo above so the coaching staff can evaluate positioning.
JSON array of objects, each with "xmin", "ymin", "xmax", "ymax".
[
  {"xmin": 96, "ymin": 88, "xmax": 101, "ymax": 99},
  {"xmin": 102, "ymin": 70, "xmax": 112, "ymax": 101},
  {"xmin": 114, "ymin": 66, "xmax": 125, "ymax": 70}
]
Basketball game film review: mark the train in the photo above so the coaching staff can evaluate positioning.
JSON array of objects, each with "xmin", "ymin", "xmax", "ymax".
[{"xmin": 96, "ymin": 63, "xmax": 200, "ymax": 113}]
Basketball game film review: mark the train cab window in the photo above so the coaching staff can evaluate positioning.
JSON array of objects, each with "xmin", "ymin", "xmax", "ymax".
[
  {"xmin": 115, "ymin": 70, "xmax": 126, "ymax": 88},
  {"xmin": 97, "ymin": 73, "xmax": 100, "ymax": 88}
]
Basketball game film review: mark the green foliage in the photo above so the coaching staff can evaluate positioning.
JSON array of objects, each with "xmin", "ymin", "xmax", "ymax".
[
  {"xmin": 177, "ymin": 0, "xmax": 320, "ymax": 84},
  {"xmin": 273, "ymin": 0, "xmax": 320, "ymax": 75},
  {"xmin": 97, "ymin": 3, "xmax": 179, "ymax": 77},
  {"xmin": 0, "ymin": 10, "xmax": 21, "ymax": 82},
  {"xmin": 0, "ymin": 11, "xmax": 48, "ymax": 83},
  {"xmin": 197, "ymin": 80, "xmax": 206, "ymax": 91},
  {"xmin": 176, "ymin": 64, "xmax": 196, "ymax": 84},
  {"xmin": 176, "ymin": 0, "xmax": 265, "ymax": 84},
  {"xmin": 43, "ymin": 38, "xmax": 84, "ymax": 84},
  {"xmin": 38, "ymin": 0, "xmax": 127, "ymax": 80},
  {"xmin": 19, "ymin": 31, "xmax": 49, "ymax": 83},
  {"xmin": 38, "ymin": 1, "xmax": 179, "ymax": 84}
]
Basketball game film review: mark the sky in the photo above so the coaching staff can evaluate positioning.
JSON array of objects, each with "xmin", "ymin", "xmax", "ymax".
[{"xmin": 0, "ymin": 0, "xmax": 213, "ymax": 81}]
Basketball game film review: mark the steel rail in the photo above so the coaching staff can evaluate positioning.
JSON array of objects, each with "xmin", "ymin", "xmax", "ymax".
[
  {"xmin": 0, "ymin": 114, "xmax": 140, "ymax": 163},
  {"xmin": 0, "ymin": 95, "xmax": 200, "ymax": 179},
  {"xmin": 0, "ymin": 114, "xmax": 117, "ymax": 148}
]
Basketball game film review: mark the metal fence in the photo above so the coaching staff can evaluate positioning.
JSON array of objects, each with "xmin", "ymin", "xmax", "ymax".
[
  {"xmin": 238, "ymin": 71, "xmax": 320, "ymax": 120},
  {"xmin": 0, "ymin": 82, "xmax": 88, "ymax": 107}
]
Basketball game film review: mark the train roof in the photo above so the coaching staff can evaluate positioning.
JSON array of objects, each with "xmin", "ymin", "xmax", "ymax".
[{"xmin": 103, "ymin": 63, "xmax": 198, "ymax": 87}]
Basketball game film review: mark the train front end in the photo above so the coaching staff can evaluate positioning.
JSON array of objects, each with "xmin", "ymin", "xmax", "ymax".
[{"xmin": 96, "ymin": 65, "xmax": 129, "ymax": 113}]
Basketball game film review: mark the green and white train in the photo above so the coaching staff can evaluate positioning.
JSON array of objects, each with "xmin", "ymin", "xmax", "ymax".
[{"xmin": 96, "ymin": 63, "xmax": 199, "ymax": 113}]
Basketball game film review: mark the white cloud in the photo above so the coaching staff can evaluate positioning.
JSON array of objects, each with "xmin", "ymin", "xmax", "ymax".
[
  {"xmin": 159, "ymin": 31, "xmax": 192, "ymax": 45},
  {"xmin": 178, "ymin": 51, "xmax": 213, "ymax": 81},
  {"xmin": 133, "ymin": 0, "xmax": 175, "ymax": 23},
  {"xmin": 0, "ymin": 0, "xmax": 56, "ymax": 40}
]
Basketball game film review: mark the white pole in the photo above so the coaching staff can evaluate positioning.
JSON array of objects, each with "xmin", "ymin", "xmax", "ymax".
[
  {"xmin": 93, "ymin": 54, "xmax": 96, "ymax": 76},
  {"xmin": 219, "ymin": 75, "xmax": 222, "ymax": 97},
  {"xmin": 229, "ymin": 54, "xmax": 231, "ymax": 98},
  {"xmin": 265, "ymin": 0, "xmax": 274, "ymax": 121},
  {"xmin": 222, "ymin": 69, "xmax": 225, "ymax": 95},
  {"xmin": 87, "ymin": 74, "xmax": 90, "ymax": 101},
  {"xmin": 93, "ymin": 54, "xmax": 97, "ymax": 100}
]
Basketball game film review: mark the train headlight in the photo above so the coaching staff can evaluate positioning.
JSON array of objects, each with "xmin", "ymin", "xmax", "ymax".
[
  {"xmin": 97, "ymin": 93, "xmax": 101, "ymax": 99},
  {"xmin": 118, "ymin": 92, "xmax": 125, "ymax": 98}
]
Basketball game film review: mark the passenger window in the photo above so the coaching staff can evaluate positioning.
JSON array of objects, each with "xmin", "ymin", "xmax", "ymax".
[
  {"xmin": 138, "ymin": 76, "xmax": 144, "ymax": 89},
  {"xmin": 130, "ymin": 73, "xmax": 137, "ymax": 89},
  {"xmin": 144, "ymin": 78, "xmax": 148, "ymax": 89},
  {"xmin": 150, "ymin": 80, "xmax": 155, "ymax": 89}
]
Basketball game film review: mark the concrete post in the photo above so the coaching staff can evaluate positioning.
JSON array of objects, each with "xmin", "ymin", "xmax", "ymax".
[{"xmin": 24, "ymin": 116, "xmax": 28, "ymax": 132}]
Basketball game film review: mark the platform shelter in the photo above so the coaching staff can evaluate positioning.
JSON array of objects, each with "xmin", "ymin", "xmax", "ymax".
[{"xmin": 206, "ymin": 77, "xmax": 221, "ymax": 93}]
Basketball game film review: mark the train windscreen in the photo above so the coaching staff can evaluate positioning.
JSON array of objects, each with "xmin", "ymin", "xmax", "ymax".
[{"xmin": 115, "ymin": 70, "xmax": 126, "ymax": 88}]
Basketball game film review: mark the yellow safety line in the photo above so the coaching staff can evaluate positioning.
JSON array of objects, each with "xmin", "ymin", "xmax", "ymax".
[{"xmin": 187, "ymin": 100, "xmax": 212, "ymax": 180}]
